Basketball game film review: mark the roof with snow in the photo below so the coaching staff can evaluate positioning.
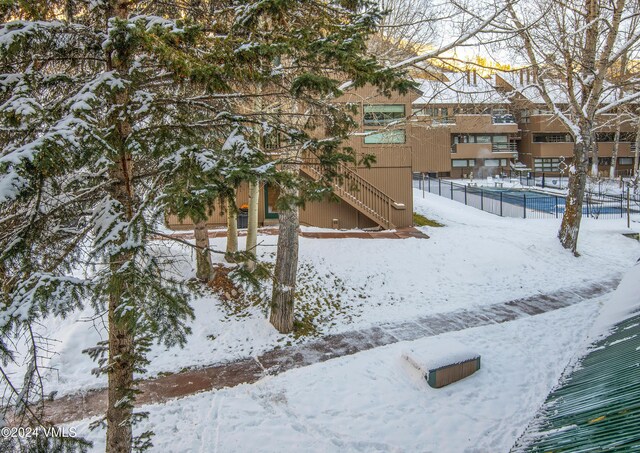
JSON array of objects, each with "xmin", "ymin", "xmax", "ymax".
[
  {"xmin": 512, "ymin": 311, "xmax": 640, "ymax": 451},
  {"xmin": 496, "ymin": 71, "xmax": 623, "ymax": 107},
  {"xmin": 413, "ymin": 72, "xmax": 509, "ymax": 106}
]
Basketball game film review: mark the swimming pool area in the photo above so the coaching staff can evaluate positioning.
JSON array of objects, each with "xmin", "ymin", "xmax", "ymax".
[{"xmin": 414, "ymin": 177, "xmax": 640, "ymax": 219}]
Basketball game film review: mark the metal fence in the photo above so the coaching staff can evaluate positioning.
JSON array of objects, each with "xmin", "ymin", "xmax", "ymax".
[{"xmin": 413, "ymin": 176, "xmax": 640, "ymax": 220}]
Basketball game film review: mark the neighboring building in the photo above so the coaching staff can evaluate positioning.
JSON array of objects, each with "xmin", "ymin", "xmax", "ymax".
[
  {"xmin": 495, "ymin": 70, "xmax": 637, "ymax": 176},
  {"xmin": 167, "ymin": 85, "xmax": 418, "ymax": 231},
  {"xmin": 166, "ymin": 70, "xmax": 638, "ymax": 231},
  {"xmin": 411, "ymin": 71, "xmax": 520, "ymax": 178}
]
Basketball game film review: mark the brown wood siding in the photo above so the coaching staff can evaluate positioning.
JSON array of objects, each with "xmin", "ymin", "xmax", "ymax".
[
  {"xmin": 409, "ymin": 124, "xmax": 451, "ymax": 173},
  {"xmin": 429, "ymin": 358, "xmax": 481, "ymax": 388}
]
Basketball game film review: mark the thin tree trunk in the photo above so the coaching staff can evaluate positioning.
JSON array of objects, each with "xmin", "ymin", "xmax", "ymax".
[
  {"xmin": 270, "ymin": 182, "xmax": 299, "ymax": 333},
  {"xmin": 610, "ymin": 123, "xmax": 621, "ymax": 179},
  {"xmin": 106, "ymin": 1, "xmax": 134, "ymax": 451},
  {"xmin": 635, "ymin": 121, "xmax": 640, "ymax": 178},
  {"xmin": 194, "ymin": 219, "xmax": 213, "ymax": 281},
  {"xmin": 225, "ymin": 193, "xmax": 238, "ymax": 262},
  {"xmin": 559, "ymin": 133, "xmax": 589, "ymax": 255},
  {"xmin": 246, "ymin": 181, "xmax": 259, "ymax": 272}
]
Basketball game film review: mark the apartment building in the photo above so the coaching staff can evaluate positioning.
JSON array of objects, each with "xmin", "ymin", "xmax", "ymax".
[
  {"xmin": 410, "ymin": 71, "xmax": 520, "ymax": 178},
  {"xmin": 166, "ymin": 70, "xmax": 637, "ymax": 231},
  {"xmin": 167, "ymin": 85, "xmax": 417, "ymax": 231},
  {"xmin": 495, "ymin": 70, "xmax": 637, "ymax": 176}
]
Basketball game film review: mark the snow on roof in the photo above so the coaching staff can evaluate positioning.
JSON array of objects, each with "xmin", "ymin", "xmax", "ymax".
[
  {"xmin": 496, "ymin": 71, "xmax": 622, "ymax": 107},
  {"xmin": 413, "ymin": 72, "xmax": 509, "ymax": 106}
]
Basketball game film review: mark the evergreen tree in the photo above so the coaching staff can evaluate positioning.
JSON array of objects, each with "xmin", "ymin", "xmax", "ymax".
[{"xmin": 0, "ymin": 1, "xmax": 241, "ymax": 450}]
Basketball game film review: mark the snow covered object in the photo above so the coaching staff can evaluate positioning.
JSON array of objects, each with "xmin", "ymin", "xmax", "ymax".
[{"xmin": 403, "ymin": 341, "xmax": 481, "ymax": 388}]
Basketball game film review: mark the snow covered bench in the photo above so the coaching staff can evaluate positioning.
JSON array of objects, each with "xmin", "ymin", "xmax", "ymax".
[{"xmin": 402, "ymin": 341, "xmax": 481, "ymax": 388}]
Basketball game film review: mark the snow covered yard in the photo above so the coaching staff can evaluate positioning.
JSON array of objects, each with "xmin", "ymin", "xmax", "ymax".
[
  {"xmin": 18, "ymin": 189, "xmax": 640, "ymax": 398},
  {"xmin": 73, "ymin": 299, "xmax": 603, "ymax": 452}
]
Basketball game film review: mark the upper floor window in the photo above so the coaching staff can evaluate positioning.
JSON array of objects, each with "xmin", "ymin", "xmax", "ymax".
[
  {"xmin": 532, "ymin": 134, "xmax": 573, "ymax": 143},
  {"xmin": 363, "ymin": 104, "xmax": 405, "ymax": 126}
]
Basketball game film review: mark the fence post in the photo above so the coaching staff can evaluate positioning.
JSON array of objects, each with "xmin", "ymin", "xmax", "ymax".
[
  {"xmin": 500, "ymin": 192, "xmax": 503, "ymax": 216},
  {"xmin": 439, "ymin": 178, "xmax": 441, "ymax": 196},
  {"xmin": 464, "ymin": 184, "xmax": 467, "ymax": 205},
  {"xmin": 523, "ymin": 194, "xmax": 527, "ymax": 219},
  {"xmin": 428, "ymin": 176, "xmax": 431, "ymax": 193},
  {"xmin": 422, "ymin": 174, "xmax": 425, "ymax": 198},
  {"xmin": 450, "ymin": 181, "xmax": 453, "ymax": 200},
  {"xmin": 481, "ymin": 189, "xmax": 484, "ymax": 211},
  {"xmin": 628, "ymin": 188, "xmax": 631, "ymax": 228},
  {"xmin": 621, "ymin": 193, "xmax": 624, "ymax": 218},
  {"xmin": 555, "ymin": 196, "xmax": 559, "ymax": 218}
]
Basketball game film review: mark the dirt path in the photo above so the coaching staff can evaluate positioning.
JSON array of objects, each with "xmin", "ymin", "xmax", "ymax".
[
  {"xmin": 159, "ymin": 226, "xmax": 429, "ymax": 240},
  {"xmin": 44, "ymin": 277, "xmax": 619, "ymax": 425}
]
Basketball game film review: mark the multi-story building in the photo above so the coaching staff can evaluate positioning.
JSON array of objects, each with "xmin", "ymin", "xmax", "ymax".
[
  {"xmin": 410, "ymin": 71, "xmax": 520, "ymax": 178},
  {"xmin": 167, "ymin": 69, "xmax": 637, "ymax": 231},
  {"xmin": 495, "ymin": 70, "xmax": 637, "ymax": 176}
]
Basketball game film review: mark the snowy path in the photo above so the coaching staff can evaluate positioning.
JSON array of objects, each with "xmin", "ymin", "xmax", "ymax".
[{"xmin": 44, "ymin": 276, "xmax": 619, "ymax": 425}]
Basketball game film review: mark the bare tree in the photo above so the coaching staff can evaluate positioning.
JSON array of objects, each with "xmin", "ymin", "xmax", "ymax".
[{"xmin": 501, "ymin": 0, "xmax": 640, "ymax": 254}]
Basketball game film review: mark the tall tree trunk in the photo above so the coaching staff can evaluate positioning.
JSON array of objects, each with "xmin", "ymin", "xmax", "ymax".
[
  {"xmin": 194, "ymin": 219, "xmax": 213, "ymax": 281},
  {"xmin": 106, "ymin": 1, "xmax": 135, "ymax": 451},
  {"xmin": 610, "ymin": 123, "xmax": 621, "ymax": 179},
  {"xmin": 559, "ymin": 131, "xmax": 590, "ymax": 255},
  {"xmin": 246, "ymin": 181, "xmax": 259, "ymax": 272},
  {"xmin": 635, "ymin": 121, "xmax": 640, "ymax": 179},
  {"xmin": 225, "ymin": 193, "xmax": 238, "ymax": 262},
  {"xmin": 270, "ymin": 182, "xmax": 299, "ymax": 333}
]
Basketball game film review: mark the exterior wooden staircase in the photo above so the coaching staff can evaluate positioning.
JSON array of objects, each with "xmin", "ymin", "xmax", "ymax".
[{"xmin": 300, "ymin": 161, "xmax": 405, "ymax": 229}]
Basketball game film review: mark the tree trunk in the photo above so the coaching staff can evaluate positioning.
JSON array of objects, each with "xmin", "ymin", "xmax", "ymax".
[
  {"xmin": 610, "ymin": 123, "xmax": 621, "ymax": 179},
  {"xmin": 194, "ymin": 219, "xmax": 213, "ymax": 281},
  {"xmin": 635, "ymin": 122, "xmax": 640, "ymax": 178},
  {"xmin": 105, "ymin": 2, "xmax": 135, "ymax": 451},
  {"xmin": 246, "ymin": 181, "xmax": 259, "ymax": 272},
  {"xmin": 559, "ymin": 133, "xmax": 589, "ymax": 255},
  {"xmin": 107, "ymin": 270, "xmax": 134, "ymax": 453},
  {"xmin": 270, "ymin": 183, "xmax": 299, "ymax": 333},
  {"xmin": 225, "ymin": 193, "xmax": 238, "ymax": 262}
]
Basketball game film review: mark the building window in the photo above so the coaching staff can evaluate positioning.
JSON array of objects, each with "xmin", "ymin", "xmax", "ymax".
[
  {"xmin": 364, "ymin": 104, "xmax": 405, "ymax": 126},
  {"xmin": 596, "ymin": 132, "xmax": 636, "ymax": 142},
  {"xmin": 619, "ymin": 157, "xmax": 634, "ymax": 165},
  {"xmin": 532, "ymin": 134, "xmax": 573, "ymax": 143},
  {"xmin": 364, "ymin": 129, "xmax": 406, "ymax": 144},
  {"xmin": 520, "ymin": 109, "xmax": 530, "ymax": 124},
  {"xmin": 452, "ymin": 159, "xmax": 476, "ymax": 167},
  {"xmin": 534, "ymin": 158, "xmax": 562, "ymax": 171},
  {"xmin": 598, "ymin": 157, "xmax": 611, "ymax": 166},
  {"xmin": 484, "ymin": 159, "xmax": 500, "ymax": 167}
]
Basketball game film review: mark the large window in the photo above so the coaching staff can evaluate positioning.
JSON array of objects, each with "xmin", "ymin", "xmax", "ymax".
[
  {"xmin": 452, "ymin": 159, "xmax": 476, "ymax": 167},
  {"xmin": 364, "ymin": 104, "xmax": 405, "ymax": 126},
  {"xmin": 364, "ymin": 129, "xmax": 406, "ymax": 144},
  {"xmin": 533, "ymin": 134, "xmax": 573, "ymax": 143},
  {"xmin": 534, "ymin": 158, "xmax": 562, "ymax": 171},
  {"xmin": 484, "ymin": 159, "xmax": 500, "ymax": 167},
  {"xmin": 619, "ymin": 157, "xmax": 634, "ymax": 165}
]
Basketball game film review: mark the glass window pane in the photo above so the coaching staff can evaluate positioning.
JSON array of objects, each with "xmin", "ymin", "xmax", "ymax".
[
  {"xmin": 364, "ymin": 129, "xmax": 406, "ymax": 144},
  {"xmin": 484, "ymin": 159, "xmax": 500, "ymax": 167},
  {"xmin": 452, "ymin": 159, "xmax": 468, "ymax": 167}
]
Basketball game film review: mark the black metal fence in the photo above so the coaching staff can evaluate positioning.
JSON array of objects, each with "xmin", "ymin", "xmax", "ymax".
[{"xmin": 413, "ymin": 176, "xmax": 640, "ymax": 220}]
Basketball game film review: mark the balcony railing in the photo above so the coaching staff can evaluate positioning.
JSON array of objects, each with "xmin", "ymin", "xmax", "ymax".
[
  {"xmin": 432, "ymin": 117, "xmax": 456, "ymax": 125},
  {"xmin": 451, "ymin": 142, "xmax": 518, "ymax": 154},
  {"xmin": 492, "ymin": 142, "xmax": 518, "ymax": 153},
  {"xmin": 492, "ymin": 114, "xmax": 516, "ymax": 124}
]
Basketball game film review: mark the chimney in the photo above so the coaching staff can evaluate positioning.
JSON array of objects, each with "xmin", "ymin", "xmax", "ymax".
[
  {"xmin": 526, "ymin": 68, "xmax": 530, "ymax": 84},
  {"xmin": 519, "ymin": 69, "xmax": 523, "ymax": 85},
  {"xmin": 466, "ymin": 69, "xmax": 470, "ymax": 85},
  {"xmin": 473, "ymin": 70, "xmax": 477, "ymax": 86}
]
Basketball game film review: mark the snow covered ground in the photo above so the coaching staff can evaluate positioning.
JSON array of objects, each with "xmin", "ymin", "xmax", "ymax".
[
  {"xmin": 11, "ymin": 189, "xmax": 639, "ymax": 399},
  {"xmin": 73, "ymin": 299, "xmax": 603, "ymax": 452}
]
